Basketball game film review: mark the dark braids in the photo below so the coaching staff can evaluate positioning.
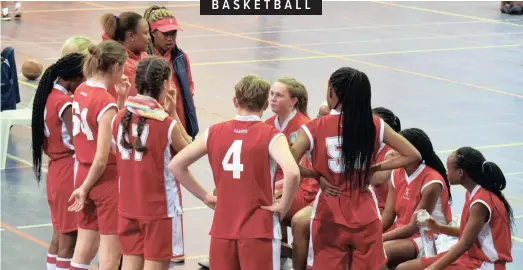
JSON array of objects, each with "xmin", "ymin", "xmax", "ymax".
[
  {"xmin": 31, "ymin": 53, "xmax": 85, "ymax": 184},
  {"xmin": 372, "ymin": 107, "xmax": 401, "ymax": 132},
  {"xmin": 400, "ymin": 128, "xmax": 452, "ymax": 201},
  {"xmin": 120, "ymin": 56, "xmax": 171, "ymax": 153},
  {"xmin": 329, "ymin": 67, "xmax": 376, "ymax": 192},
  {"xmin": 454, "ymin": 147, "xmax": 514, "ymax": 231}
]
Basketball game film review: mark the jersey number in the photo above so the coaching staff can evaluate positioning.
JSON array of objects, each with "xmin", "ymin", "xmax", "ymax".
[
  {"xmin": 117, "ymin": 124, "xmax": 150, "ymax": 161},
  {"xmin": 72, "ymin": 101, "xmax": 94, "ymax": 141},
  {"xmin": 326, "ymin": 136, "xmax": 343, "ymax": 173},
  {"xmin": 222, "ymin": 140, "xmax": 244, "ymax": 179}
]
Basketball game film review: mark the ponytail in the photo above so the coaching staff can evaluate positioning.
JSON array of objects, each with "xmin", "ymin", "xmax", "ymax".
[
  {"xmin": 83, "ymin": 41, "xmax": 128, "ymax": 79},
  {"xmin": 101, "ymin": 12, "xmax": 143, "ymax": 42},
  {"xmin": 372, "ymin": 107, "xmax": 401, "ymax": 132},
  {"xmin": 400, "ymin": 128, "xmax": 452, "ymax": 201},
  {"xmin": 454, "ymin": 147, "xmax": 514, "ymax": 231},
  {"xmin": 31, "ymin": 53, "xmax": 85, "ymax": 184},
  {"xmin": 329, "ymin": 67, "xmax": 376, "ymax": 191}
]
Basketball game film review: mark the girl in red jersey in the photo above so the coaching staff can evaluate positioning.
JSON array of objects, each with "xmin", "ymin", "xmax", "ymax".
[
  {"xmin": 397, "ymin": 147, "xmax": 513, "ymax": 270},
  {"xmin": 144, "ymin": 5, "xmax": 198, "ymax": 140},
  {"xmin": 112, "ymin": 56, "xmax": 198, "ymax": 270},
  {"xmin": 371, "ymin": 107, "xmax": 402, "ymax": 214},
  {"xmin": 382, "ymin": 128, "xmax": 453, "ymax": 267},
  {"xmin": 265, "ymin": 77, "xmax": 318, "ymax": 269},
  {"xmin": 101, "ymin": 11, "xmax": 150, "ymax": 99},
  {"xmin": 31, "ymin": 53, "xmax": 86, "ymax": 270},
  {"xmin": 290, "ymin": 67, "xmax": 421, "ymax": 270},
  {"xmin": 67, "ymin": 41, "xmax": 130, "ymax": 270}
]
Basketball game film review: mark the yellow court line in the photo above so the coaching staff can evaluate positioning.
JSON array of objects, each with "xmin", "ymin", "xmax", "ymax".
[
  {"xmin": 436, "ymin": 142, "xmax": 523, "ymax": 154},
  {"xmin": 189, "ymin": 44, "xmax": 520, "ymax": 67},
  {"xmin": 181, "ymin": 21, "xmax": 523, "ymax": 99},
  {"xmin": 79, "ymin": 1, "xmax": 109, "ymax": 8},
  {"xmin": 375, "ymin": 1, "xmax": 523, "ymax": 28},
  {"xmin": 21, "ymin": 3, "xmax": 199, "ymax": 14}
]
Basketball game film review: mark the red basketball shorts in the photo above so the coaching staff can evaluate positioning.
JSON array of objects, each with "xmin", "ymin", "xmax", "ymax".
[
  {"xmin": 118, "ymin": 214, "xmax": 184, "ymax": 261},
  {"xmin": 75, "ymin": 163, "xmax": 118, "ymax": 235},
  {"xmin": 47, "ymin": 157, "xmax": 77, "ymax": 233},
  {"xmin": 209, "ymin": 238, "xmax": 281, "ymax": 270},
  {"xmin": 308, "ymin": 219, "xmax": 387, "ymax": 270}
]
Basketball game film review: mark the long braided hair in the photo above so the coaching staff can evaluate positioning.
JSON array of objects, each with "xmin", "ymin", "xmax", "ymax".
[
  {"xmin": 454, "ymin": 147, "xmax": 514, "ymax": 231},
  {"xmin": 400, "ymin": 128, "xmax": 452, "ymax": 201},
  {"xmin": 31, "ymin": 53, "xmax": 85, "ymax": 183},
  {"xmin": 143, "ymin": 5, "xmax": 176, "ymax": 55},
  {"xmin": 119, "ymin": 56, "xmax": 171, "ymax": 153},
  {"xmin": 330, "ymin": 67, "xmax": 376, "ymax": 192}
]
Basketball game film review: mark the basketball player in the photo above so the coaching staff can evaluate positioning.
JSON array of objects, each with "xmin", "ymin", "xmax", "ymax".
[
  {"xmin": 31, "ymin": 53, "xmax": 86, "ymax": 270},
  {"xmin": 67, "ymin": 41, "xmax": 130, "ymax": 270},
  {"xmin": 397, "ymin": 147, "xmax": 513, "ymax": 270},
  {"xmin": 169, "ymin": 74, "xmax": 300, "ymax": 270},
  {"xmin": 382, "ymin": 128, "xmax": 452, "ymax": 267},
  {"xmin": 113, "ymin": 56, "xmax": 195, "ymax": 270},
  {"xmin": 290, "ymin": 67, "xmax": 421, "ymax": 270}
]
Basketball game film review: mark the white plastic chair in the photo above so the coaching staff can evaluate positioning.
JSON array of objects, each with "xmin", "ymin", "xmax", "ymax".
[{"xmin": 0, "ymin": 93, "xmax": 35, "ymax": 170}]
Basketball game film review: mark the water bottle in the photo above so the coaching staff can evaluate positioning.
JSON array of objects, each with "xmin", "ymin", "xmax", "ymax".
[{"xmin": 416, "ymin": 209, "xmax": 437, "ymax": 257}]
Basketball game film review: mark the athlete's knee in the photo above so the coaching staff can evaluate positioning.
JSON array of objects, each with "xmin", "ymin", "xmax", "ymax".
[{"xmin": 291, "ymin": 213, "xmax": 310, "ymax": 236}]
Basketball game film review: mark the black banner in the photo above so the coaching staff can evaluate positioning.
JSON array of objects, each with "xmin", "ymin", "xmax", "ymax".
[{"xmin": 200, "ymin": 0, "xmax": 322, "ymax": 15}]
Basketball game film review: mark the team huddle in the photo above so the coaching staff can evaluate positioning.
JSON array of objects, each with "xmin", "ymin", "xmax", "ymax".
[{"xmin": 31, "ymin": 6, "xmax": 514, "ymax": 270}]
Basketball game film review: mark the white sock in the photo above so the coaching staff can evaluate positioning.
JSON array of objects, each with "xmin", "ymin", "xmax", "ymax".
[
  {"xmin": 46, "ymin": 254, "xmax": 57, "ymax": 270},
  {"xmin": 2, "ymin": 8, "xmax": 8, "ymax": 16},
  {"xmin": 15, "ymin": 2, "xmax": 20, "ymax": 12}
]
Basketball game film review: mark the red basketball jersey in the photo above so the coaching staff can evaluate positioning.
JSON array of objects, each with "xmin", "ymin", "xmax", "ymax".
[
  {"xmin": 391, "ymin": 164, "xmax": 452, "ymax": 227},
  {"xmin": 72, "ymin": 80, "xmax": 118, "ymax": 167},
  {"xmin": 372, "ymin": 144, "xmax": 393, "ymax": 213},
  {"xmin": 462, "ymin": 185, "xmax": 512, "ymax": 265},
  {"xmin": 43, "ymin": 84, "xmax": 74, "ymax": 160},
  {"xmin": 265, "ymin": 110, "xmax": 318, "ymax": 194},
  {"xmin": 302, "ymin": 110, "xmax": 384, "ymax": 228},
  {"xmin": 206, "ymin": 115, "xmax": 283, "ymax": 239},
  {"xmin": 112, "ymin": 108, "xmax": 180, "ymax": 220}
]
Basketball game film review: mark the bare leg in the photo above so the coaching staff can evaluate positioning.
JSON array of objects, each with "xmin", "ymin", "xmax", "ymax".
[{"xmin": 290, "ymin": 206, "xmax": 312, "ymax": 270}]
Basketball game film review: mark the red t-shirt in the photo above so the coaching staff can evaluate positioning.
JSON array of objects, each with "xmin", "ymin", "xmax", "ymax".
[
  {"xmin": 43, "ymin": 84, "xmax": 74, "ymax": 161},
  {"xmin": 461, "ymin": 185, "xmax": 512, "ymax": 265},
  {"xmin": 302, "ymin": 110, "xmax": 384, "ymax": 228},
  {"xmin": 112, "ymin": 106, "xmax": 180, "ymax": 220},
  {"xmin": 391, "ymin": 164, "xmax": 452, "ymax": 228},
  {"xmin": 206, "ymin": 115, "xmax": 283, "ymax": 239},
  {"xmin": 72, "ymin": 80, "xmax": 118, "ymax": 167},
  {"xmin": 265, "ymin": 110, "xmax": 318, "ymax": 194}
]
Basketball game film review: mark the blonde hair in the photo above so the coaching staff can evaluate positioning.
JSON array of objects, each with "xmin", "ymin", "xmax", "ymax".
[
  {"xmin": 61, "ymin": 36, "xmax": 93, "ymax": 57},
  {"xmin": 144, "ymin": 5, "xmax": 174, "ymax": 23},
  {"xmin": 235, "ymin": 74, "xmax": 271, "ymax": 112},
  {"xmin": 83, "ymin": 41, "xmax": 128, "ymax": 79},
  {"xmin": 276, "ymin": 77, "xmax": 309, "ymax": 117}
]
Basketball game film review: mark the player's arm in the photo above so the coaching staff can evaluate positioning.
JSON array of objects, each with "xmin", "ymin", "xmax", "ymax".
[
  {"xmin": 381, "ymin": 180, "xmax": 396, "ymax": 231},
  {"xmin": 165, "ymin": 89, "xmax": 192, "ymax": 144},
  {"xmin": 383, "ymin": 182, "xmax": 442, "ymax": 241},
  {"xmin": 426, "ymin": 203, "xmax": 490, "ymax": 270},
  {"xmin": 373, "ymin": 123, "xmax": 421, "ymax": 172},
  {"xmin": 269, "ymin": 135, "xmax": 300, "ymax": 214},
  {"xmin": 80, "ymin": 107, "xmax": 117, "ymax": 192},
  {"xmin": 370, "ymin": 153, "xmax": 394, "ymax": 186},
  {"xmin": 291, "ymin": 129, "xmax": 321, "ymax": 180},
  {"xmin": 168, "ymin": 129, "xmax": 215, "ymax": 208}
]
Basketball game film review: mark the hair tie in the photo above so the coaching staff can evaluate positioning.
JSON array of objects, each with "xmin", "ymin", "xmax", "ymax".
[
  {"xmin": 114, "ymin": 15, "xmax": 119, "ymax": 21},
  {"xmin": 482, "ymin": 161, "xmax": 488, "ymax": 173}
]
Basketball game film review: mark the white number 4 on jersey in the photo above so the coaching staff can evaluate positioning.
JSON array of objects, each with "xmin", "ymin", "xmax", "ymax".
[{"xmin": 222, "ymin": 140, "xmax": 244, "ymax": 179}]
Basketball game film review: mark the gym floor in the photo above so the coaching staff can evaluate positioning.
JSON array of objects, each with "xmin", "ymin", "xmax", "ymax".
[{"xmin": 1, "ymin": 1, "xmax": 522, "ymax": 269}]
